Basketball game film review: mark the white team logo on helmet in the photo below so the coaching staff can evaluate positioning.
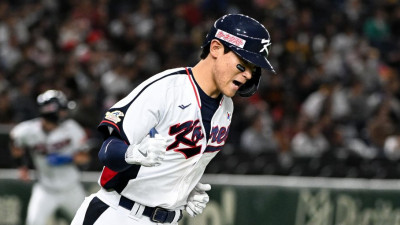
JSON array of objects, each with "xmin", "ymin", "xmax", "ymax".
[
  {"xmin": 259, "ymin": 39, "xmax": 271, "ymax": 56},
  {"xmin": 105, "ymin": 110, "xmax": 124, "ymax": 123}
]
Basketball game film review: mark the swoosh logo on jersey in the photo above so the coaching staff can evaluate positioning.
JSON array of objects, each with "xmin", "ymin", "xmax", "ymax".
[
  {"xmin": 138, "ymin": 148, "xmax": 148, "ymax": 157},
  {"xmin": 179, "ymin": 103, "xmax": 191, "ymax": 110}
]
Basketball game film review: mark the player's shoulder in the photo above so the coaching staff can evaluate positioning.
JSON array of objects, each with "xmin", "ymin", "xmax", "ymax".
[
  {"xmin": 10, "ymin": 118, "xmax": 41, "ymax": 137},
  {"xmin": 12, "ymin": 118, "xmax": 41, "ymax": 131},
  {"xmin": 130, "ymin": 67, "xmax": 192, "ymax": 98},
  {"xmin": 221, "ymin": 95, "xmax": 234, "ymax": 111},
  {"xmin": 60, "ymin": 119, "xmax": 84, "ymax": 130},
  {"xmin": 152, "ymin": 67, "xmax": 188, "ymax": 79},
  {"xmin": 146, "ymin": 67, "xmax": 189, "ymax": 87},
  {"xmin": 59, "ymin": 119, "xmax": 87, "ymax": 138}
]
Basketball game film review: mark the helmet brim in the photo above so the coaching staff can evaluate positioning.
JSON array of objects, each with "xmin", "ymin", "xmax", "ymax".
[{"xmin": 230, "ymin": 46, "xmax": 276, "ymax": 74}]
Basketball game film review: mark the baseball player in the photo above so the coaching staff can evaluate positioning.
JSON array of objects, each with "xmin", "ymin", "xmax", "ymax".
[
  {"xmin": 9, "ymin": 89, "xmax": 90, "ymax": 225},
  {"xmin": 71, "ymin": 14, "xmax": 275, "ymax": 225}
]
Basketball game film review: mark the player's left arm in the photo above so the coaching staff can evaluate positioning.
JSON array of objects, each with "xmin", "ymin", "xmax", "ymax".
[
  {"xmin": 46, "ymin": 149, "xmax": 90, "ymax": 167},
  {"xmin": 47, "ymin": 123, "xmax": 91, "ymax": 167},
  {"xmin": 186, "ymin": 183, "xmax": 212, "ymax": 217},
  {"xmin": 73, "ymin": 151, "xmax": 90, "ymax": 166},
  {"xmin": 72, "ymin": 133, "xmax": 91, "ymax": 166}
]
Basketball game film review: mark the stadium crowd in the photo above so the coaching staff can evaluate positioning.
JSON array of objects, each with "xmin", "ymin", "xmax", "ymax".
[{"xmin": 0, "ymin": 0, "xmax": 400, "ymax": 178}]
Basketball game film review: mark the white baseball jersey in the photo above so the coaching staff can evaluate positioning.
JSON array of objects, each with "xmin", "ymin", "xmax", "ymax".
[
  {"xmin": 10, "ymin": 118, "xmax": 87, "ymax": 191},
  {"xmin": 98, "ymin": 67, "xmax": 233, "ymax": 210}
]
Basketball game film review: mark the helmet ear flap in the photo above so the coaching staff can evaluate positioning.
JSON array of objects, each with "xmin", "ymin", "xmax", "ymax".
[{"xmin": 238, "ymin": 67, "xmax": 261, "ymax": 97}]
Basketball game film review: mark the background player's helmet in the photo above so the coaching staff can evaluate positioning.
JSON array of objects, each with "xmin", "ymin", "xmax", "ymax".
[
  {"xmin": 202, "ymin": 14, "xmax": 275, "ymax": 97},
  {"xmin": 37, "ymin": 90, "xmax": 70, "ymax": 122}
]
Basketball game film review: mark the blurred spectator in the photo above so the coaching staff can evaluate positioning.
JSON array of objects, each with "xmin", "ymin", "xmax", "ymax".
[
  {"xmin": 291, "ymin": 120, "xmax": 329, "ymax": 157},
  {"xmin": 346, "ymin": 138, "xmax": 377, "ymax": 159},
  {"xmin": 384, "ymin": 132, "xmax": 400, "ymax": 161},
  {"xmin": 273, "ymin": 118, "xmax": 294, "ymax": 154},
  {"xmin": 345, "ymin": 79, "xmax": 370, "ymax": 132},
  {"xmin": 70, "ymin": 91, "xmax": 103, "ymax": 136},
  {"xmin": 0, "ymin": 89, "xmax": 14, "ymax": 124},
  {"xmin": 240, "ymin": 109, "xmax": 278, "ymax": 155},
  {"xmin": 10, "ymin": 81, "xmax": 38, "ymax": 122},
  {"xmin": 0, "ymin": 72, "xmax": 10, "ymax": 92},
  {"xmin": 366, "ymin": 99, "xmax": 397, "ymax": 157},
  {"xmin": 348, "ymin": 44, "xmax": 382, "ymax": 93},
  {"xmin": 344, "ymin": 0, "xmax": 364, "ymax": 25},
  {"xmin": 129, "ymin": 39, "xmax": 161, "ymax": 75},
  {"xmin": 272, "ymin": 117, "xmax": 295, "ymax": 169},
  {"xmin": 259, "ymin": 70, "xmax": 286, "ymax": 121},
  {"xmin": 363, "ymin": 8, "xmax": 390, "ymax": 48},
  {"xmin": 387, "ymin": 5, "xmax": 400, "ymax": 72},
  {"xmin": 176, "ymin": 0, "xmax": 204, "ymax": 28},
  {"xmin": 301, "ymin": 77, "xmax": 350, "ymax": 123},
  {"xmin": 201, "ymin": 0, "xmax": 228, "ymax": 16},
  {"xmin": 100, "ymin": 60, "xmax": 133, "ymax": 102},
  {"xmin": 129, "ymin": 0, "xmax": 154, "ymax": 39}
]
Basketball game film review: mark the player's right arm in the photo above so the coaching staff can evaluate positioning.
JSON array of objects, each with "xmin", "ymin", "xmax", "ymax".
[
  {"xmin": 97, "ymin": 73, "xmax": 176, "ymax": 171},
  {"xmin": 98, "ymin": 130, "xmax": 167, "ymax": 171},
  {"xmin": 9, "ymin": 138, "xmax": 30, "ymax": 181},
  {"xmin": 9, "ymin": 121, "xmax": 34, "ymax": 181},
  {"xmin": 98, "ymin": 132, "xmax": 130, "ymax": 172}
]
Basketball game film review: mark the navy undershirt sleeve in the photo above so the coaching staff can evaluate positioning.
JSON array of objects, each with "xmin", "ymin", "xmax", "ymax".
[{"xmin": 98, "ymin": 136, "xmax": 131, "ymax": 172}]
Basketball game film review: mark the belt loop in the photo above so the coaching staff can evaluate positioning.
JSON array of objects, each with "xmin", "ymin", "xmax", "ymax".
[
  {"xmin": 136, "ymin": 203, "xmax": 145, "ymax": 218},
  {"xmin": 128, "ymin": 202, "xmax": 140, "ymax": 217}
]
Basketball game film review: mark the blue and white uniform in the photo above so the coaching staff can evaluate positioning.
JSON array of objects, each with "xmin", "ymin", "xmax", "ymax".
[
  {"xmin": 10, "ymin": 118, "xmax": 87, "ymax": 225},
  {"xmin": 72, "ymin": 67, "xmax": 233, "ymax": 225}
]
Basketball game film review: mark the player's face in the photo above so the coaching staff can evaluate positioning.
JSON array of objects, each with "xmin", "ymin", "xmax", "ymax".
[
  {"xmin": 41, "ymin": 117, "xmax": 58, "ymax": 133},
  {"xmin": 213, "ymin": 50, "xmax": 254, "ymax": 97}
]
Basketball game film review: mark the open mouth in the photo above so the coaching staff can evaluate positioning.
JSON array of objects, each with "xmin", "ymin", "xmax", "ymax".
[{"xmin": 233, "ymin": 80, "xmax": 243, "ymax": 87}]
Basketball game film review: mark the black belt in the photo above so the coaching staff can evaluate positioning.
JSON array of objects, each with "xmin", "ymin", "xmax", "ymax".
[{"xmin": 119, "ymin": 195, "xmax": 183, "ymax": 223}]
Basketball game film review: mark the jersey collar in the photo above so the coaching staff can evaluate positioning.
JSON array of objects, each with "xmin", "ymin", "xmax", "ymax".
[{"xmin": 185, "ymin": 67, "xmax": 202, "ymax": 109}]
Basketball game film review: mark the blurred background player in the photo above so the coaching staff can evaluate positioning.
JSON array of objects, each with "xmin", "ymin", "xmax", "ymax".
[{"xmin": 9, "ymin": 89, "xmax": 90, "ymax": 225}]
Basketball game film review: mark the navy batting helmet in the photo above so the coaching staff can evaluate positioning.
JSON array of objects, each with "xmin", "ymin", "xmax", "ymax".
[
  {"xmin": 37, "ymin": 90, "xmax": 70, "ymax": 122},
  {"xmin": 202, "ymin": 14, "xmax": 275, "ymax": 97}
]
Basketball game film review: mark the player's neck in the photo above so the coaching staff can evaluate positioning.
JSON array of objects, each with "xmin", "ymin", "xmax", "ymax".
[
  {"xmin": 41, "ymin": 119, "xmax": 58, "ymax": 133},
  {"xmin": 192, "ymin": 59, "xmax": 220, "ymax": 98}
]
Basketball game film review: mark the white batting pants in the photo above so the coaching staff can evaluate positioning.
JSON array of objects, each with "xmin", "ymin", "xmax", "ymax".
[
  {"xmin": 70, "ymin": 189, "xmax": 180, "ymax": 225},
  {"xmin": 26, "ymin": 183, "xmax": 86, "ymax": 225}
]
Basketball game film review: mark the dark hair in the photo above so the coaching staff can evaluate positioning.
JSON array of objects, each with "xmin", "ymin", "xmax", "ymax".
[{"xmin": 200, "ymin": 42, "xmax": 231, "ymax": 59}]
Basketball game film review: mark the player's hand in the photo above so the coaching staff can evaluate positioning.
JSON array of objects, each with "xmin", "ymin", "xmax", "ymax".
[
  {"xmin": 186, "ymin": 183, "xmax": 211, "ymax": 217},
  {"xmin": 125, "ymin": 133, "xmax": 167, "ymax": 167},
  {"xmin": 18, "ymin": 166, "xmax": 30, "ymax": 182}
]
